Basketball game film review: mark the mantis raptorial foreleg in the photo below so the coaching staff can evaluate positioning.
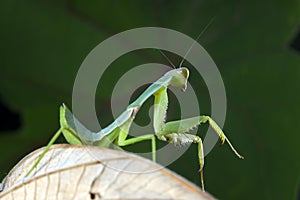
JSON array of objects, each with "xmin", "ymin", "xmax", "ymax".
[{"xmin": 151, "ymin": 82, "xmax": 243, "ymax": 191}]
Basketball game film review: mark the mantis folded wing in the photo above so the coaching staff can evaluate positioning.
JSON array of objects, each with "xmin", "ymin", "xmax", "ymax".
[{"xmin": 26, "ymin": 67, "xmax": 243, "ymax": 191}]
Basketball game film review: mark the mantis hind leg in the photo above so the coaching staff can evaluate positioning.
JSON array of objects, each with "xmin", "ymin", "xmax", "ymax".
[{"xmin": 26, "ymin": 127, "xmax": 70, "ymax": 176}]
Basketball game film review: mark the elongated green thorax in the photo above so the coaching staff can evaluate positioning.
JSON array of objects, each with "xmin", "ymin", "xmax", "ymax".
[{"xmin": 129, "ymin": 67, "xmax": 189, "ymax": 108}]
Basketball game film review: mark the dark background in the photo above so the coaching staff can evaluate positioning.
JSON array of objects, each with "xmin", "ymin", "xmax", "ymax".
[{"xmin": 1, "ymin": 1, "xmax": 300, "ymax": 199}]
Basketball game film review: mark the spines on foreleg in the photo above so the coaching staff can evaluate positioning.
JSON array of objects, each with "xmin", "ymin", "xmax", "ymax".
[
  {"xmin": 163, "ymin": 133, "xmax": 204, "ymax": 169},
  {"xmin": 164, "ymin": 133, "xmax": 205, "ymax": 190},
  {"xmin": 161, "ymin": 115, "xmax": 244, "ymax": 159},
  {"xmin": 164, "ymin": 133, "xmax": 198, "ymax": 145}
]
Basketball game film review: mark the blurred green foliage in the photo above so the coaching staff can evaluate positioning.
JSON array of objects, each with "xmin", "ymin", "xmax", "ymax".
[{"xmin": 0, "ymin": 0, "xmax": 300, "ymax": 199}]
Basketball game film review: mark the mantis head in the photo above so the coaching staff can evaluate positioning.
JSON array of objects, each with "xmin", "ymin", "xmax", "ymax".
[{"xmin": 166, "ymin": 67, "xmax": 189, "ymax": 92}]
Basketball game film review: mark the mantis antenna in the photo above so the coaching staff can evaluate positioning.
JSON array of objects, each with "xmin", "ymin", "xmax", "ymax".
[
  {"xmin": 157, "ymin": 49, "xmax": 176, "ymax": 69},
  {"xmin": 157, "ymin": 17, "xmax": 216, "ymax": 69},
  {"xmin": 178, "ymin": 17, "xmax": 216, "ymax": 68}
]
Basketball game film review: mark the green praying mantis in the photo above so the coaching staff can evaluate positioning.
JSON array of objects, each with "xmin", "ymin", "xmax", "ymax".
[{"xmin": 26, "ymin": 63, "xmax": 243, "ymax": 191}]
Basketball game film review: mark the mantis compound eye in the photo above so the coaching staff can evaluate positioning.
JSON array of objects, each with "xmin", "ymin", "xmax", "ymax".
[{"xmin": 180, "ymin": 67, "xmax": 189, "ymax": 79}]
